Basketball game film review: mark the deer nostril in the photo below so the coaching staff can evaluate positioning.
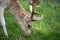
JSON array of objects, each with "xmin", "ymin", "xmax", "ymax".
[{"xmin": 28, "ymin": 24, "xmax": 31, "ymax": 29}]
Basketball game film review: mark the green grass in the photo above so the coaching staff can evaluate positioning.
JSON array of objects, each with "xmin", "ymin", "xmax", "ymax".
[{"xmin": 0, "ymin": 0, "xmax": 60, "ymax": 40}]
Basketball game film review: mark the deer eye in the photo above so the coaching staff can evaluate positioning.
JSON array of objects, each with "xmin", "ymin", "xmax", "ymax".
[{"xmin": 28, "ymin": 24, "xmax": 32, "ymax": 29}]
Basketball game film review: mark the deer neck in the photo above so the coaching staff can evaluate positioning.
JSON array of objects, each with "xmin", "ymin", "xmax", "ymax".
[{"xmin": 6, "ymin": 0, "xmax": 30, "ymax": 24}]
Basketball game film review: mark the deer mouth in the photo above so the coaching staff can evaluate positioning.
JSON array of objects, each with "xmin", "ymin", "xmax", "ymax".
[{"xmin": 24, "ymin": 28, "xmax": 31, "ymax": 37}]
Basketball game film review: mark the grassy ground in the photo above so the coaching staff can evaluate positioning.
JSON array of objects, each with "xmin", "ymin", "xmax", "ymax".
[{"xmin": 0, "ymin": 0, "xmax": 60, "ymax": 40}]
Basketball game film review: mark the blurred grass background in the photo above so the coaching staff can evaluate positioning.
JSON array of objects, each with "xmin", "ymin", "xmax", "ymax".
[{"xmin": 0, "ymin": 0, "xmax": 60, "ymax": 40}]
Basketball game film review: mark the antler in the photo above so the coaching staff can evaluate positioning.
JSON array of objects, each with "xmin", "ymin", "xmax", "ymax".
[
  {"xmin": 31, "ymin": 7, "xmax": 43, "ymax": 21},
  {"xmin": 30, "ymin": 0, "xmax": 43, "ymax": 21},
  {"xmin": 31, "ymin": 4, "xmax": 35, "ymax": 21},
  {"xmin": 30, "ymin": 1, "xmax": 38, "ymax": 21},
  {"xmin": 23, "ymin": 0, "xmax": 43, "ymax": 21}
]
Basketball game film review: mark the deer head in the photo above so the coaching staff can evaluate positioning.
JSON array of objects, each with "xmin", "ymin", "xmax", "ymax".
[
  {"xmin": 6, "ymin": 0, "xmax": 43, "ymax": 36},
  {"xmin": 23, "ymin": 0, "xmax": 43, "ymax": 21}
]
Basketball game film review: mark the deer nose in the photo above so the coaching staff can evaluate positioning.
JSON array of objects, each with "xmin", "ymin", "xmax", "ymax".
[{"xmin": 28, "ymin": 24, "xmax": 32, "ymax": 29}]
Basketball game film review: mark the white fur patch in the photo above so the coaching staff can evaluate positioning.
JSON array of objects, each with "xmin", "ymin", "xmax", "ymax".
[
  {"xmin": 0, "ymin": 6, "xmax": 8, "ymax": 37},
  {"xmin": 30, "ymin": 5, "xmax": 32, "ymax": 12}
]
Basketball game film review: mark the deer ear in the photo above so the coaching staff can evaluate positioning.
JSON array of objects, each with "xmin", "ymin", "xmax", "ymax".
[{"xmin": 24, "ymin": 16, "xmax": 30, "ymax": 21}]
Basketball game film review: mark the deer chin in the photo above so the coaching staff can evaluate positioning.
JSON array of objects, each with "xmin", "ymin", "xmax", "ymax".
[{"xmin": 23, "ymin": 28, "xmax": 31, "ymax": 37}]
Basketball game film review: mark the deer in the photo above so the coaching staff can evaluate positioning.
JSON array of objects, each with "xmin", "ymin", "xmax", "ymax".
[{"xmin": 0, "ymin": 0, "xmax": 43, "ymax": 37}]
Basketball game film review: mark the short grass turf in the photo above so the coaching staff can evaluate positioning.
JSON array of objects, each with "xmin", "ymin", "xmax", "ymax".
[{"xmin": 0, "ymin": 0, "xmax": 60, "ymax": 40}]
